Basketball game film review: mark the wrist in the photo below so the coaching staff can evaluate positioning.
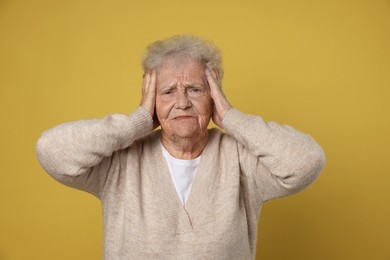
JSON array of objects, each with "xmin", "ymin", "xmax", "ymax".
[{"xmin": 221, "ymin": 105, "xmax": 232, "ymax": 119}]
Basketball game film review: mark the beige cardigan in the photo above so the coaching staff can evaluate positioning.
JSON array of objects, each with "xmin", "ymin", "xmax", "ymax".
[{"xmin": 36, "ymin": 107, "xmax": 325, "ymax": 259}]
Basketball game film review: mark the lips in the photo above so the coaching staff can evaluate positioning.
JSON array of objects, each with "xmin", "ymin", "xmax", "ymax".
[{"xmin": 173, "ymin": 115, "xmax": 195, "ymax": 120}]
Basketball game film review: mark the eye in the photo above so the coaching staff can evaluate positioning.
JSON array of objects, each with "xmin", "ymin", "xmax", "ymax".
[
  {"xmin": 189, "ymin": 87, "xmax": 201, "ymax": 93},
  {"xmin": 163, "ymin": 89, "xmax": 173, "ymax": 95}
]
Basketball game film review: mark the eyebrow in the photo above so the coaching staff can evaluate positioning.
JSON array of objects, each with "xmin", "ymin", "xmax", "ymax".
[
  {"xmin": 184, "ymin": 83, "xmax": 204, "ymax": 89},
  {"xmin": 160, "ymin": 82, "xmax": 205, "ymax": 91},
  {"xmin": 159, "ymin": 84, "xmax": 176, "ymax": 92}
]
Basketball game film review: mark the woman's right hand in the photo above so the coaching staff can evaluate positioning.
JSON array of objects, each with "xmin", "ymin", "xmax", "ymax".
[{"xmin": 140, "ymin": 70, "xmax": 160, "ymax": 129}]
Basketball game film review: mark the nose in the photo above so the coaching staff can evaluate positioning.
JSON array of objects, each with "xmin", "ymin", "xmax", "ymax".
[{"xmin": 174, "ymin": 90, "xmax": 191, "ymax": 109}]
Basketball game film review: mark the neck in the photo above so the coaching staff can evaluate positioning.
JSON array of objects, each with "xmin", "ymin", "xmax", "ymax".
[{"xmin": 161, "ymin": 131, "xmax": 208, "ymax": 160}]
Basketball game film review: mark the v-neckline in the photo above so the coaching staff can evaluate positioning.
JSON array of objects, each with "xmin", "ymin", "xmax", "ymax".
[
  {"xmin": 147, "ymin": 130, "xmax": 218, "ymax": 234},
  {"xmin": 161, "ymin": 144, "xmax": 200, "ymax": 206}
]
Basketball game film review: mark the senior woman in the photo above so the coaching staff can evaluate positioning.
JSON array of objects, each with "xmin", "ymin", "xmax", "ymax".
[{"xmin": 36, "ymin": 35, "xmax": 325, "ymax": 259}]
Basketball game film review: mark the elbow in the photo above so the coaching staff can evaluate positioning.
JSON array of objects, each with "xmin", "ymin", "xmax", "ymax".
[
  {"xmin": 307, "ymin": 141, "xmax": 326, "ymax": 178},
  {"xmin": 36, "ymin": 132, "xmax": 73, "ymax": 181},
  {"xmin": 36, "ymin": 132, "xmax": 53, "ymax": 173},
  {"xmin": 36, "ymin": 130, "xmax": 63, "ymax": 177},
  {"xmin": 293, "ymin": 142, "xmax": 326, "ymax": 190},
  {"xmin": 279, "ymin": 141, "xmax": 326, "ymax": 192}
]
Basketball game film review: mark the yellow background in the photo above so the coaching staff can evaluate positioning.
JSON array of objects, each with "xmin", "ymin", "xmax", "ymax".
[{"xmin": 1, "ymin": 0, "xmax": 389, "ymax": 259}]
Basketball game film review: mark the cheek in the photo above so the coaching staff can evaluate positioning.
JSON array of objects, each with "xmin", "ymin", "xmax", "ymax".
[
  {"xmin": 197, "ymin": 98, "xmax": 213, "ymax": 117},
  {"xmin": 192, "ymin": 100, "xmax": 212, "ymax": 129},
  {"xmin": 155, "ymin": 98, "xmax": 172, "ymax": 120}
]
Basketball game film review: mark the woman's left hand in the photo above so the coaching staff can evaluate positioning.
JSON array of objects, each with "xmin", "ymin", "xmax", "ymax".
[{"xmin": 205, "ymin": 67, "xmax": 232, "ymax": 129}]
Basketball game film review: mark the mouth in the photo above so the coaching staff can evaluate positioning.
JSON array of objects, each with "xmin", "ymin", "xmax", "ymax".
[{"xmin": 174, "ymin": 115, "xmax": 195, "ymax": 120}]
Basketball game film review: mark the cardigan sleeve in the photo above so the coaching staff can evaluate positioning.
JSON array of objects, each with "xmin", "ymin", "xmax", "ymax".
[
  {"xmin": 36, "ymin": 106, "xmax": 153, "ymax": 197},
  {"xmin": 222, "ymin": 108, "xmax": 325, "ymax": 204}
]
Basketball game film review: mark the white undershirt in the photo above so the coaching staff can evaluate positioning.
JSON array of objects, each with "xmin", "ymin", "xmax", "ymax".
[{"xmin": 161, "ymin": 144, "xmax": 201, "ymax": 206}]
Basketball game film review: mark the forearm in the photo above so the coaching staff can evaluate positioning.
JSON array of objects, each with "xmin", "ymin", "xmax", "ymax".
[
  {"xmin": 36, "ymin": 106, "xmax": 153, "ymax": 178},
  {"xmin": 222, "ymin": 108, "xmax": 325, "ymax": 192}
]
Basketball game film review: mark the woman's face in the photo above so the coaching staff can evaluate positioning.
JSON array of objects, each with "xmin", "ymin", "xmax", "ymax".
[{"xmin": 156, "ymin": 57, "xmax": 212, "ymax": 140}]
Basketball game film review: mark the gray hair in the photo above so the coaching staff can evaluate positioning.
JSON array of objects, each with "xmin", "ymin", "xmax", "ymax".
[{"xmin": 142, "ymin": 35, "xmax": 223, "ymax": 80}]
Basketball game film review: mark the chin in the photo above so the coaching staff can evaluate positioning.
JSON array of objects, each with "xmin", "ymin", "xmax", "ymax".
[{"xmin": 173, "ymin": 126, "xmax": 205, "ymax": 139}]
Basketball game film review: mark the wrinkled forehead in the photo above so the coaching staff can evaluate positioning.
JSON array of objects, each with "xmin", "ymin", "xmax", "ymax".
[{"xmin": 157, "ymin": 57, "xmax": 206, "ymax": 88}]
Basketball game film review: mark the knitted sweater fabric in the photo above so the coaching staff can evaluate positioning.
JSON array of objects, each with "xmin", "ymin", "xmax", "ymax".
[{"xmin": 36, "ymin": 107, "xmax": 325, "ymax": 259}]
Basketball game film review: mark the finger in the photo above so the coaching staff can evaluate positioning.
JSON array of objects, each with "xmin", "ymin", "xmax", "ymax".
[
  {"xmin": 205, "ymin": 68, "xmax": 220, "ymax": 91},
  {"xmin": 142, "ymin": 71, "xmax": 151, "ymax": 93},
  {"xmin": 205, "ymin": 66, "xmax": 219, "ymax": 82},
  {"xmin": 210, "ymin": 68, "xmax": 219, "ymax": 85},
  {"xmin": 149, "ymin": 70, "xmax": 157, "ymax": 94}
]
